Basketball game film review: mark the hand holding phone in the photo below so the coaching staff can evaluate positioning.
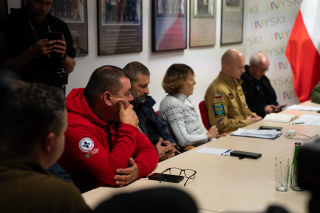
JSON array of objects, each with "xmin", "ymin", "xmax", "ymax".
[
  {"xmin": 276, "ymin": 104, "xmax": 287, "ymax": 112},
  {"xmin": 48, "ymin": 32, "xmax": 62, "ymax": 41}
]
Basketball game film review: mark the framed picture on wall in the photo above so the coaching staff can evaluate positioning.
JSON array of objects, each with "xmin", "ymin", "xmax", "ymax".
[
  {"xmin": 50, "ymin": 0, "xmax": 89, "ymax": 56},
  {"xmin": 189, "ymin": 0, "xmax": 216, "ymax": 47},
  {"xmin": 97, "ymin": 0, "xmax": 143, "ymax": 55},
  {"xmin": 220, "ymin": 0, "xmax": 244, "ymax": 45},
  {"xmin": 0, "ymin": 0, "xmax": 8, "ymax": 20},
  {"xmin": 152, "ymin": 0, "xmax": 187, "ymax": 52}
]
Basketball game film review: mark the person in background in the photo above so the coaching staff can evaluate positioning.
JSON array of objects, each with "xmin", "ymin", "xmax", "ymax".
[
  {"xmin": 123, "ymin": 61, "xmax": 178, "ymax": 161},
  {"xmin": 310, "ymin": 81, "xmax": 320, "ymax": 104},
  {"xmin": 205, "ymin": 49, "xmax": 262, "ymax": 133},
  {"xmin": 0, "ymin": 0, "xmax": 75, "ymax": 90},
  {"xmin": 159, "ymin": 63, "xmax": 221, "ymax": 151},
  {"xmin": 94, "ymin": 187, "xmax": 198, "ymax": 213},
  {"xmin": 241, "ymin": 52, "xmax": 285, "ymax": 118},
  {"xmin": 0, "ymin": 81, "xmax": 91, "ymax": 213},
  {"xmin": 58, "ymin": 65, "xmax": 158, "ymax": 193}
]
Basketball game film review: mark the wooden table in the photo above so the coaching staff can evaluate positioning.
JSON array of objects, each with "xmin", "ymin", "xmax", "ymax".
[{"xmin": 82, "ymin": 101, "xmax": 320, "ymax": 213}]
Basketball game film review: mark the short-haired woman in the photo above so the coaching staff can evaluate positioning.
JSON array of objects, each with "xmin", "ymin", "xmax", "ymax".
[{"xmin": 159, "ymin": 64, "xmax": 223, "ymax": 150}]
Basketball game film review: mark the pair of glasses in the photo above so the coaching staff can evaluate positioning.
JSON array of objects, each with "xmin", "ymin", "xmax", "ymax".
[
  {"xmin": 161, "ymin": 167, "xmax": 197, "ymax": 186},
  {"xmin": 254, "ymin": 64, "xmax": 269, "ymax": 72}
]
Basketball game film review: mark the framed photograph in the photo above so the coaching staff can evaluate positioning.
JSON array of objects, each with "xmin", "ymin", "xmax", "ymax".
[
  {"xmin": 50, "ymin": 0, "xmax": 88, "ymax": 56},
  {"xmin": 189, "ymin": 0, "xmax": 216, "ymax": 47},
  {"xmin": 152, "ymin": 0, "xmax": 187, "ymax": 52},
  {"xmin": 0, "ymin": 0, "xmax": 8, "ymax": 20},
  {"xmin": 220, "ymin": 0, "xmax": 244, "ymax": 45},
  {"xmin": 97, "ymin": 0, "xmax": 142, "ymax": 55}
]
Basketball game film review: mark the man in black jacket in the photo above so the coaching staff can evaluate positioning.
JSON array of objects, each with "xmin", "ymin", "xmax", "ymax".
[
  {"xmin": 0, "ymin": 0, "xmax": 76, "ymax": 90},
  {"xmin": 241, "ymin": 53, "xmax": 284, "ymax": 118},
  {"xmin": 123, "ymin": 61, "xmax": 178, "ymax": 161}
]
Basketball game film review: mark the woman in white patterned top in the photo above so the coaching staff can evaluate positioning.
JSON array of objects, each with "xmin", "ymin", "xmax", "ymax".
[{"xmin": 159, "ymin": 64, "xmax": 221, "ymax": 149}]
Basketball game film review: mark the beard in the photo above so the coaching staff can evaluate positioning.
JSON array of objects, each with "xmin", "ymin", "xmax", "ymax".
[{"xmin": 132, "ymin": 91, "xmax": 147, "ymax": 104}]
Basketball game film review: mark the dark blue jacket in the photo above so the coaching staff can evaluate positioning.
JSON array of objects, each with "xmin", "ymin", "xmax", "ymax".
[{"xmin": 132, "ymin": 96, "xmax": 176, "ymax": 146}]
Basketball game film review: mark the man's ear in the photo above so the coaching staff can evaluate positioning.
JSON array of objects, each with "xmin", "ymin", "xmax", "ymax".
[
  {"xmin": 42, "ymin": 132, "xmax": 55, "ymax": 154},
  {"xmin": 103, "ymin": 91, "xmax": 112, "ymax": 106},
  {"xmin": 225, "ymin": 62, "xmax": 231, "ymax": 71}
]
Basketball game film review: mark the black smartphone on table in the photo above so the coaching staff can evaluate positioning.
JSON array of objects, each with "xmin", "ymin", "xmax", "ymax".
[
  {"xmin": 230, "ymin": 150, "xmax": 262, "ymax": 159},
  {"xmin": 148, "ymin": 173, "xmax": 184, "ymax": 183},
  {"xmin": 259, "ymin": 125, "xmax": 283, "ymax": 131}
]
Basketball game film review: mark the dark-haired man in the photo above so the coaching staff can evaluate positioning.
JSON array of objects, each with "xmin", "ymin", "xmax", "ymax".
[
  {"xmin": 123, "ymin": 61, "xmax": 178, "ymax": 161},
  {"xmin": 0, "ymin": 0, "xmax": 75, "ymax": 89},
  {"xmin": 58, "ymin": 65, "xmax": 158, "ymax": 193},
  {"xmin": 0, "ymin": 82, "xmax": 90, "ymax": 213}
]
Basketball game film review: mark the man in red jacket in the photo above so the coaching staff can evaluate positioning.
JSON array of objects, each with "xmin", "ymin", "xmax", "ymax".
[{"xmin": 59, "ymin": 65, "xmax": 158, "ymax": 192}]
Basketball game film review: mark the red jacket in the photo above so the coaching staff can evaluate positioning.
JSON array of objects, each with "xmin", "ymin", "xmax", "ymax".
[{"xmin": 59, "ymin": 88, "xmax": 158, "ymax": 192}]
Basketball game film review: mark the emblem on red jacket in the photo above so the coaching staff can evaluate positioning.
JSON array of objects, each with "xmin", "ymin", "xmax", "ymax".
[{"xmin": 79, "ymin": 138, "xmax": 94, "ymax": 152}]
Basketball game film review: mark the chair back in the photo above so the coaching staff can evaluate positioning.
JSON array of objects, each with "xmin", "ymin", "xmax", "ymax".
[{"xmin": 199, "ymin": 101, "xmax": 210, "ymax": 130}]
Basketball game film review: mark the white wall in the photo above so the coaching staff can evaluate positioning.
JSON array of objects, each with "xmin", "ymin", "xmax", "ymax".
[
  {"xmin": 67, "ymin": 0, "xmax": 247, "ymax": 113},
  {"xmin": 245, "ymin": 0, "xmax": 301, "ymax": 106},
  {"xmin": 7, "ymin": 0, "xmax": 301, "ymax": 113}
]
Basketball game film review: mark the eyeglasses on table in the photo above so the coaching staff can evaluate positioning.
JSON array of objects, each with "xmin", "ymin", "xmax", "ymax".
[{"xmin": 160, "ymin": 167, "xmax": 197, "ymax": 186}]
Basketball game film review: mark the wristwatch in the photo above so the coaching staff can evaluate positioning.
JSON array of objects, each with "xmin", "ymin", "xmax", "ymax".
[{"xmin": 60, "ymin": 53, "xmax": 67, "ymax": 60}]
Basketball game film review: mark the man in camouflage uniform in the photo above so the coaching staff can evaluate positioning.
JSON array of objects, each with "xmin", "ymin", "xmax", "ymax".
[{"xmin": 205, "ymin": 49, "xmax": 262, "ymax": 133}]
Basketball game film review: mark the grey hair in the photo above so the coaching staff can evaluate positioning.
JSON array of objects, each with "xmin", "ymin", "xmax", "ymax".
[{"xmin": 249, "ymin": 54, "xmax": 260, "ymax": 66}]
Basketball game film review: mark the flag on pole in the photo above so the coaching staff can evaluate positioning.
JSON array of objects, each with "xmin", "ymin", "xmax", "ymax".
[{"xmin": 285, "ymin": 0, "xmax": 320, "ymax": 103}]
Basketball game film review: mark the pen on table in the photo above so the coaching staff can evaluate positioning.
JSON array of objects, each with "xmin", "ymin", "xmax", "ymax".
[
  {"xmin": 290, "ymin": 122, "xmax": 305, "ymax": 125},
  {"xmin": 221, "ymin": 149, "xmax": 232, "ymax": 156},
  {"xmin": 216, "ymin": 118, "xmax": 224, "ymax": 127}
]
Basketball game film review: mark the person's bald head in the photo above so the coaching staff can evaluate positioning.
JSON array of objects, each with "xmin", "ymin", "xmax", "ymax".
[
  {"xmin": 221, "ymin": 49, "xmax": 246, "ymax": 80},
  {"xmin": 249, "ymin": 52, "xmax": 270, "ymax": 80}
]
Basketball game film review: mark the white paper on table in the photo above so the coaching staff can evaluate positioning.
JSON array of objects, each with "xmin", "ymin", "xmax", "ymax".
[
  {"xmin": 286, "ymin": 104, "xmax": 320, "ymax": 111},
  {"xmin": 290, "ymin": 114, "xmax": 320, "ymax": 126},
  {"xmin": 263, "ymin": 113, "xmax": 297, "ymax": 123},
  {"xmin": 195, "ymin": 147, "xmax": 230, "ymax": 156},
  {"xmin": 230, "ymin": 128, "xmax": 282, "ymax": 139}
]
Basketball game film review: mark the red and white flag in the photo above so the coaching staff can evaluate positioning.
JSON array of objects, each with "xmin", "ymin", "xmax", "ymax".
[{"xmin": 285, "ymin": 0, "xmax": 320, "ymax": 102}]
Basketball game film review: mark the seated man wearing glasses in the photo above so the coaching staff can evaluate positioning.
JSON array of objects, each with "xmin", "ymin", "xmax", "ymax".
[
  {"xmin": 58, "ymin": 65, "xmax": 158, "ymax": 193},
  {"xmin": 241, "ymin": 53, "xmax": 284, "ymax": 118}
]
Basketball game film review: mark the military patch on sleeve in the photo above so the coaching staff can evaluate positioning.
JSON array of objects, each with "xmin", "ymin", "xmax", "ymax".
[
  {"xmin": 213, "ymin": 103, "xmax": 225, "ymax": 117},
  {"xmin": 238, "ymin": 90, "xmax": 244, "ymax": 96},
  {"xmin": 228, "ymin": 93, "xmax": 234, "ymax": 99}
]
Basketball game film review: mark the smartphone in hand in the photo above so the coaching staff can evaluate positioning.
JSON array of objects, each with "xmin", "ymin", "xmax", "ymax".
[
  {"xmin": 278, "ymin": 104, "xmax": 287, "ymax": 110},
  {"xmin": 48, "ymin": 32, "xmax": 62, "ymax": 41}
]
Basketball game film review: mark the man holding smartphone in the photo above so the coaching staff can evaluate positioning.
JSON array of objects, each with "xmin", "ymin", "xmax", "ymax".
[
  {"xmin": 241, "ymin": 53, "xmax": 285, "ymax": 118},
  {"xmin": 0, "ymin": 0, "xmax": 75, "ymax": 89}
]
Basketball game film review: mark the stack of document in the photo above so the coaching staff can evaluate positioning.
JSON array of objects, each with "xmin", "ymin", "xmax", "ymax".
[
  {"xmin": 290, "ymin": 114, "xmax": 320, "ymax": 126},
  {"xmin": 263, "ymin": 113, "xmax": 297, "ymax": 123},
  {"xmin": 196, "ymin": 147, "xmax": 231, "ymax": 156},
  {"xmin": 286, "ymin": 104, "xmax": 320, "ymax": 111},
  {"xmin": 230, "ymin": 128, "xmax": 282, "ymax": 139}
]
